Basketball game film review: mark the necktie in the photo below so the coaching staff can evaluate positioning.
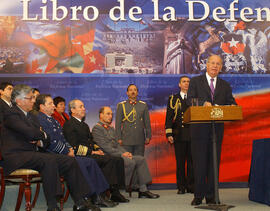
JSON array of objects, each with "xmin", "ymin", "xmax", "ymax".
[
  {"xmin": 26, "ymin": 113, "xmax": 31, "ymax": 120},
  {"xmin": 184, "ymin": 94, "xmax": 187, "ymax": 100},
  {"xmin": 210, "ymin": 78, "xmax": 215, "ymax": 101}
]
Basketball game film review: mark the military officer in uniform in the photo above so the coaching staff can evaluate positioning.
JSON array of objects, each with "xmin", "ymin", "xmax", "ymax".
[
  {"xmin": 115, "ymin": 84, "xmax": 151, "ymax": 156},
  {"xmin": 93, "ymin": 106, "xmax": 159, "ymax": 199},
  {"xmin": 165, "ymin": 76, "xmax": 194, "ymax": 195}
]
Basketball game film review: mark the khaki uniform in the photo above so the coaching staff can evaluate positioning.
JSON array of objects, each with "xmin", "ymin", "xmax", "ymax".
[
  {"xmin": 92, "ymin": 122, "xmax": 152, "ymax": 188},
  {"xmin": 115, "ymin": 100, "xmax": 151, "ymax": 156}
]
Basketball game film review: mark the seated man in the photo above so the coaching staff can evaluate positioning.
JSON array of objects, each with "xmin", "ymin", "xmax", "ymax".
[
  {"xmin": 92, "ymin": 106, "xmax": 160, "ymax": 199},
  {"xmin": 0, "ymin": 82, "xmax": 13, "ymax": 126},
  {"xmin": 63, "ymin": 99, "xmax": 128, "ymax": 203},
  {"xmin": 0, "ymin": 84, "xmax": 97, "ymax": 211},
  {"xmin": 35, "ymin": 94, "xmax": 116, "ymax": 208}
]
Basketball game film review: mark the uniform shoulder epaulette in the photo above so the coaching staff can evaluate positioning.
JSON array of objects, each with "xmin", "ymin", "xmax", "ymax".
[
  {"xmin": 138, "ymin": 100, "xmax": 146, "ymax": 104},
  {"xmin": 118, "ymin": 100, "xmax": 127, "ymax": 105},
  {"xmin": 169, "ymin": 93, "xmax": 178, "ymax": 100}
]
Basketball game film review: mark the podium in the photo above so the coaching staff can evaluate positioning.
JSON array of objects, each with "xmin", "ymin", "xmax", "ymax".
[
  {"xmin": 184, "ymin": 105, "xmax": 243, "ymax": 211},
  {"xmin": 183, "ymin": 105, "xmax": 243, "ymax": 124}
]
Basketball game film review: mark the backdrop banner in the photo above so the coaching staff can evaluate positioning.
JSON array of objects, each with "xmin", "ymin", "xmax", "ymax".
[
  {"xmin": 1, "ymin": 0, "xmax": 270, "ymax": 183},
  {"xmin": 1, "ymin": 74, "xmax": 269, "ymax": 183}
]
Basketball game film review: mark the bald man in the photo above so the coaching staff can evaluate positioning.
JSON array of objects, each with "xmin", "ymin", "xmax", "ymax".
[
  {"xmin": 187, "ymin": 55, "xmax": 236, "ymax": 205},
  {"xmin": 92, "ymin": 106, "xmax": 159, "ymax": 199}
]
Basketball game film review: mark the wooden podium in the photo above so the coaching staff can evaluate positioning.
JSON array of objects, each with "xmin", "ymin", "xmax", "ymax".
[
  {"xmin": 183, "ymin": 105, "xmax": 243, "ymax": 124},
  {"xmin": 183, "ymin": 105, "xmax": 243, "ymax": 211}
]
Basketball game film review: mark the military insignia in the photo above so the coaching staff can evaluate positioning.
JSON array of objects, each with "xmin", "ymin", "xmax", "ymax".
[
  {"xmin": 165, "ymin": 128, "xmax": 173, "ymax": 134},
  {"xmin": 76, "ymin": 145, "xmax": 88, "ymax": 156},
  {"xmin": 122, "ymin": 103, "xmax": 136, "ymax": 123},
  {"xmin": 170, "ymin": 95, "xmax": 181, "ymax": 121}
]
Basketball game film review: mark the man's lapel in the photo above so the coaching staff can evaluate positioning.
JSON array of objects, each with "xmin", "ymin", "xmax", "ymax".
[
  {"xmin": 201, "ymin": 75, "xmax": 212, "ymax": 98},
  {"xmin": 214, "ymin": 77, "xmax": 222, "ymax": 99}
]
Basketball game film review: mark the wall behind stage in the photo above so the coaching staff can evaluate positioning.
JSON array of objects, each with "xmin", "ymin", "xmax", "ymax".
[
  {"xmin": 1, "ymin": 0, "xmax": 270, "ymax": 183},
  {"xmin": 1, "ymin": 74, "xmax": 270, "ymax": 183}
]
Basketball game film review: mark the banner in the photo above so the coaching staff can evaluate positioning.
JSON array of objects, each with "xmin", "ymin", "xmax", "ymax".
[{"xmin": 1, "ymin": 0, "xmax": 270, "ymax": 183}]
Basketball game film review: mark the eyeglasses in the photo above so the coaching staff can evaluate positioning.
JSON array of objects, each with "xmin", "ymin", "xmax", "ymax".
[{"xmin": 24, "ymin": 96, "xmax": 35, "ymax": 101}]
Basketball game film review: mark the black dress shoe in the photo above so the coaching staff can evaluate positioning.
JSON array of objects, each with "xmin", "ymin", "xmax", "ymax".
[
  {"xmin": 92, "ymin": 194, "xmax": 117, "ymax": 207},
  {"xmin": 111, "ymin": 192, "xmax": 130, "ymax": 203},
  {"xmin": 186, "ymin": 187, "xmax": 194, "ymax": 193},
  {"xmin": 138, "ymin": 191, "xmax": 160, "ymax": 199},
  {"xmin": 73, "ymin": 203, "xmax": 101, "ymax": 211},
  {"xmin": 205, "ymin": 197, "xmax": 220, "ymax": 204},
  {"xmin": 177, "ymin": 188, "xmax": 186, "ymax": 194},
  {"xmin": 191, "ymin": 197, "xmax": 202, "ymax": 205},
  {"xmin": 47, "ymin": 207, "xmax": 61, "ymax": 211}
]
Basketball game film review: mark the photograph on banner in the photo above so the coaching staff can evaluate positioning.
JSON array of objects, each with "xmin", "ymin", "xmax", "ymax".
[{"xmin": 0, "ymin": 15, "xmax": 269, "ymax": 74}]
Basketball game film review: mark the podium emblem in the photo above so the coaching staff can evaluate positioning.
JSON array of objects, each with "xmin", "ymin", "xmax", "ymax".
[{"xmin": 210, "ymin": 108, "xmax": 223, "ymax": 118}]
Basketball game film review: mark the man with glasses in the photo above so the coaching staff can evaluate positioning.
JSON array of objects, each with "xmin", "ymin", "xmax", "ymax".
[{"xmin": 0, "ymin": 84, "xmax": 98, "ymax": 211}]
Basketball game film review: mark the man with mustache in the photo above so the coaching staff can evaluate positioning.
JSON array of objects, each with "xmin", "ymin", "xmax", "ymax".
[
  {"xmin": 92, "ymin": 106, "xmax": 159, "ymax": 199},
  {"xmin": 115, "ymin": 84, "xmax": 151, "ymax": 156}
]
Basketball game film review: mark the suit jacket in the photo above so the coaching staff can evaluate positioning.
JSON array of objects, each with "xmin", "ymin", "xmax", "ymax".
[
  {"xmin": 165, "ymin": 93, "xmax": 190, "ymax": 142},
  {"xmin": 187, "ymin": 74, "xmax": 236, "ymax": 141},
  {"xmin": 92, "ymin": 121, "xmax": 126, "ymax": 157},
  {"xmin": 0, "ymin": 105, "xmax": 49, "ymax": 174},
  {"xmin": 63, "ymin": 117, "xmax": 95, "ymax": 155},
  {"xmin": 0, "ymin": 98, "xmax": 12, "ymax": 127},
  {"xmin": 115, "ymin": 100, "xmax": 151, "ymax": 145},
  {"xmin": 187, "ymin": 74, "xmax": 236, "ymax": 106}
]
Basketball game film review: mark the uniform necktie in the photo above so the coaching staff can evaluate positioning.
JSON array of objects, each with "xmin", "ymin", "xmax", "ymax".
[
  {"xmin": 210, "ymin": 78, "xmax": 215, "ymax": 101},
  {"xmin": 184, "ymin": 94, "xmax": 187, "ymax": 100}
]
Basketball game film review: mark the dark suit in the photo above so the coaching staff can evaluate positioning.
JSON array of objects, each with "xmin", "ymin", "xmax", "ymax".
[
  {"xmin": 187, "ymin": 74, "xmax": 236, "ymax": 199},
  {"xmin": 0, "ymin": 106, "xmax": 90, "ymax": 207},
  {"xmin": 63, "ymin": 117, "xmax": 125, "ymax": 188},
  {"xmin": 0, "ymin": 98, "xmax": 12, "ymax": 127},
  {"xmin": 165, "ymin": 93, "xmax": 193, "ymax": 191}
]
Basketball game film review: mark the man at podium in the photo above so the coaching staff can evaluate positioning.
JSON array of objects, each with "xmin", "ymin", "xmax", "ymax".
[{"xmin": 187, "ymin": 55, "xmax": 236, "ymax": 205}]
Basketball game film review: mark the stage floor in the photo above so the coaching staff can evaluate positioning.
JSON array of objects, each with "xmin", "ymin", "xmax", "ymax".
[{"xmin": 1, "ymin": 187, "xmax": 269, "ymax": 210}]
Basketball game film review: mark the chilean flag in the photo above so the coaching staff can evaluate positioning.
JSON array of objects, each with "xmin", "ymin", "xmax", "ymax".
[{"xmin": 221, "ymin": 34, "xmax": 245, "ymax": 55}]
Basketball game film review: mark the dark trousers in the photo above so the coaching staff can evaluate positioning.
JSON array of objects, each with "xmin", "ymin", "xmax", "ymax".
[
  {"xmin": 75, "ymin": 156, "xmax": 109, "ymax": 195},
  {"xmin": 5, "ymin": 152, "xmax": 90, "ymax": 209},
  {"xmin": 190, "ymin": 123, "xmax": 224, "ymax": 199},
  {"xmin": 174, "ymin": 141, "xmax": 194, "ymax": 190},
  {"xmin": 91, "ymin": 154, "xmax": 126, "ymax": 188}
]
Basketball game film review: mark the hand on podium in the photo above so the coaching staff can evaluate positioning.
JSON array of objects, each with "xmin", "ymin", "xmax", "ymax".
[{"xmin": 203, "ymin": 101, "xmax": 212, "ymax": 107}]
